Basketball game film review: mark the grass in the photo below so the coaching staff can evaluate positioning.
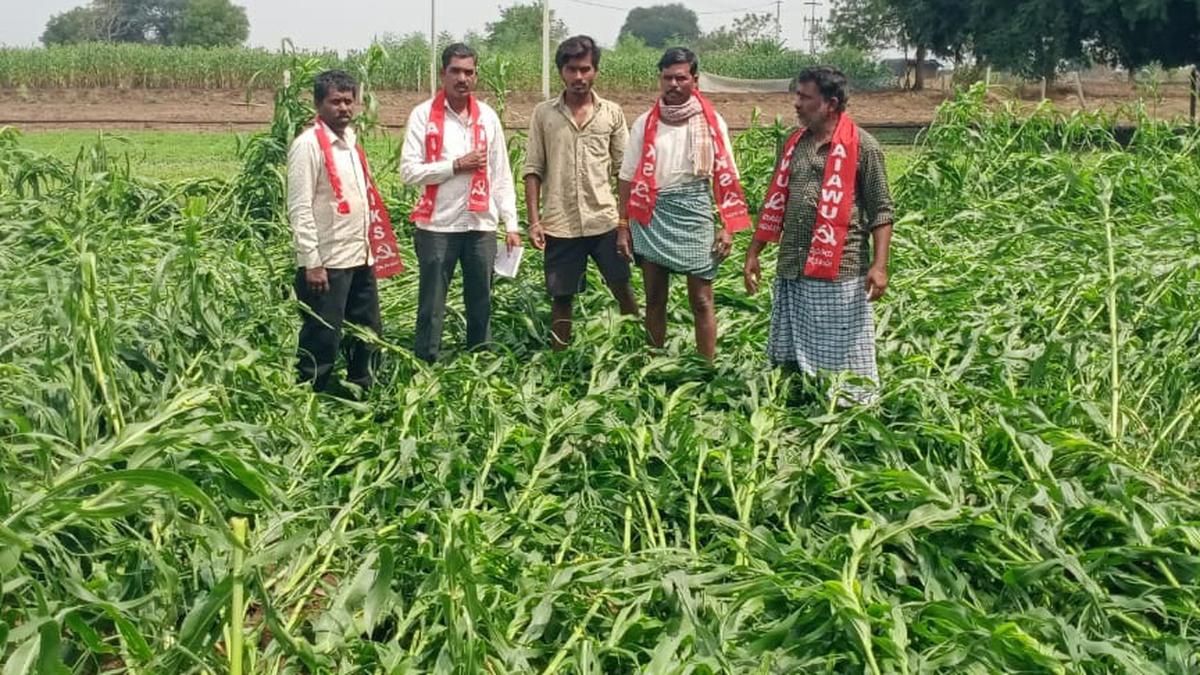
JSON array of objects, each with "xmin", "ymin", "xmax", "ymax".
[{"xmin": 0, "ymin": 85, "xmax": 1197, "ymax": 673}]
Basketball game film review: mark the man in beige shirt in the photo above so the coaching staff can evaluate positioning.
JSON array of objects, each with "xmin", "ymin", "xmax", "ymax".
[
  {"xmin": 524, "ymin": 35, "xmax": 639, "ymax": 350},
  {"xmin": 287, "ymin": 69, "xmax": 381, "ymax": 393}
]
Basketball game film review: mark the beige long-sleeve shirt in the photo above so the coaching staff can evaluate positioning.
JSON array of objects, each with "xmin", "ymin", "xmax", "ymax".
[
  {"xmin": 400, "ymin": 96, "xmax": 519, "ymax": 234},
  {"xmin": 522, "ymin": 91, "xmax": 628, "ymax": 238},
  {"xmin": 286, "ymin": 122, "xmax": 373, "ymax": 269}
]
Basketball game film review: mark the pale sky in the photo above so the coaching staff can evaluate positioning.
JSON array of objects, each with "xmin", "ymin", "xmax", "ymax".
[{"xmin": 0, "ymin": 0, "xmax": 831, "ymax": 51}]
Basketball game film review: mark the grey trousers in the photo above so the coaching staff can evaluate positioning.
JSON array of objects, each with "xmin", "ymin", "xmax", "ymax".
[
  {"xmin": 294, "ymin": 265, "xmax": 381, "ymax": 391},
  {"xmin": 414, "ymin": 229, "xmax": 497, "ymax": 362}
]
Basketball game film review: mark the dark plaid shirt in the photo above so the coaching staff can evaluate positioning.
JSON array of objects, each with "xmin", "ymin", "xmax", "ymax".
[{"xmin": 777, "ymin": 125, "xmax": 894, "ymax": 280}]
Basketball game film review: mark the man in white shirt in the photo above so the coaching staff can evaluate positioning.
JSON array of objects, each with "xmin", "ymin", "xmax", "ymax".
[
  {"xmin": 287, "ymin": 70, "xmax": 381, "ymax": 392},
  {"xmin": 401, "ymin": 43, "xmax": 521, "ymax": 363}
]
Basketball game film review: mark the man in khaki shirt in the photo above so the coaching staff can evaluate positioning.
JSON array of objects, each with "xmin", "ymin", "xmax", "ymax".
[{"xmin": 524, "ymin": 35, "xmax": 639, "ymax": 350}]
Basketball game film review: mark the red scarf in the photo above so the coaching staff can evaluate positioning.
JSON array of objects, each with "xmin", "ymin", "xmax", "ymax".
[
  {"xmin": 409, "ymin": 91, "xmax": 489, "ymax": 222},
  {"xmin": 753, "ymin": 113, "xmax": 859, "ymax": 280},
  {"xmin": 627, "ymin": 92, "xmax": 750, "ymax": 233},
  {"xmin": 313, "ymin": 119, "xmax": 404, "ymax": 279}
]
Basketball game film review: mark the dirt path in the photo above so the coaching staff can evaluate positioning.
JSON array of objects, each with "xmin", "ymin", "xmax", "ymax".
[{"xmin": 1, "ymin": 82, "xmax": 1193, "ymax": 132}]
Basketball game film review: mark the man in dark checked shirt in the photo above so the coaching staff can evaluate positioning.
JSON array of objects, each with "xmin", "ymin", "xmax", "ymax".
[{"xmin": 744, "ymin": 66, "xmax": 894, "ymax": 404}]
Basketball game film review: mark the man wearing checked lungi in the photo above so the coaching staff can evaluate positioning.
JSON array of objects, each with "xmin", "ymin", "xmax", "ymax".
[
  {"xmin": 743, "ymin": 66, "xmax": 894, "ymax": 404},
  {"xmin": 617, "ymin": 47, "xmax": 752, "ymax": 360}
]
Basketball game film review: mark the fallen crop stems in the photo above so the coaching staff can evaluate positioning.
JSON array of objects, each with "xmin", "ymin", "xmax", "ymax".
[{"xmin": 0, "ymin": 84, "xmax": 1198, "ymax": 671}]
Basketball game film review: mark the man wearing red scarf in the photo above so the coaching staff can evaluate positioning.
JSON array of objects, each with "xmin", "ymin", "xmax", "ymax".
[
  {"xmin": 287, "ymin": 70, "xmax": 383, "ymax": 393},
  {"xmin": 743, "ymin": 67, "xmax": 895, "ymax": 404},
  {"xmin": 617, "ymin": 47, "xmax": 750, "ymax": 360},
  {"xmin": 401, "ymin": 43, "xmax": 521, "ymax": 363}
]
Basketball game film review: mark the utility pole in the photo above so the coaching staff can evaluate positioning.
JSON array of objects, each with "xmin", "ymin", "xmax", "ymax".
[
  {"xmin": 774, "ymin": 0, "xmax": 782, "ymax": 43},
  {"xmin": 429, "ymin": 0, "xmax": 436, "ymax": 97},
  {"xmin": 542, "ymin": 0, "xmax": 550, "ymax": 99},
  {"xmin": 802, "ymin": 1, "xmax": 822, "ymax": 55}
]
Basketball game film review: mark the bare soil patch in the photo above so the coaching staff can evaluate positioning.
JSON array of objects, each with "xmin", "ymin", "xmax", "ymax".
[{"xmin": 1, "ymin": 82, "xmax": 1193, "ymax": 132}]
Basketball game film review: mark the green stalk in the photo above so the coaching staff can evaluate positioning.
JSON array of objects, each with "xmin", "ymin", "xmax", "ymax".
[
  {"xmin": 689, "ymin": 445, "xmax": 709, "ymax": 556},
  {"xmin": 1101, "ymin": 181, "xmax": 1122, "ymax": 446},
  {"xmin": 540, "ymin": 593, "xmax": 605, "ymax": 675},
  {"xmin": 229, "ymin": 517, "xmax": 248, "ymax": 675}
]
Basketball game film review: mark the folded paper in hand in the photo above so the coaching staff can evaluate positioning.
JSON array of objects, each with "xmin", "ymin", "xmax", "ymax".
[{"xmin": 494, "ymin": 244, "xmax": 523, "ymax": 278}]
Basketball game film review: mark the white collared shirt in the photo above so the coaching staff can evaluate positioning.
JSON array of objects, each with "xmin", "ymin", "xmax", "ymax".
[
  {"xmin": 400, "ymin": 96, "xmax": 519, "ymax": 233},
  {"xmin": 287, "ymin": 121, "xmax": 373, "ymax": 269}
]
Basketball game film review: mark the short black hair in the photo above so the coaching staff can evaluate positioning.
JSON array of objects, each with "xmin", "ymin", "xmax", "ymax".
[
  {"xmin": 795, "ymin": 66, "xmax": 849, "ymax": 112},
  {"xmin": 657, "ymin": 47, "xmax": 698, "ymax": 76},
  {"xmin": 556, "ymin": 35, "xmax": 600, "ymax": 70},
  {"xmin": 441, "ymin": 43, "xmax": 477, "ymax": 70},
  {"xmin": 313, "ymin": 70, "xmax": 357, "ymax": 104}
]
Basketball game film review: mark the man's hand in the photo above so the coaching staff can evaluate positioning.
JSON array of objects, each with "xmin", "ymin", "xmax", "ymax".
[
  {"xmin": 866, "ymin": 264, "xmax": 888, "ymax": 301},
  {"xmin": 743, "ymin": 252, "xmax": 761, "ymax": 295},
  {"xmin": 305, "ymin": 266, "xmax": 330, "ymax": 296},
  {"xmin": 615, "ymin": 226, "xmax": 633, "ymax": 262},
  {"xmin": 454, "ymin": 148, "xmax": 487, "ymax": 174},
  {"xmin": 528, "ymin": 222, "xmax": 546, "ymax": 250},
  {"xmin": 713, "ymin": 228, "xmax": 733, "ymax": 260},
  {"xmin": 505, "ymin": 231, "xmax": 522, "ymax": 252}
]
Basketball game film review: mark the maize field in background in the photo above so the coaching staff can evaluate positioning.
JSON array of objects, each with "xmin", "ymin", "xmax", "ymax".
[
  {"xmin": 0, "ymin": 42, "xmax": 892, "ymax": 92},
  {"xmin": 1, "ymin": 78, "xmax": 1198, "ymax": 673}
]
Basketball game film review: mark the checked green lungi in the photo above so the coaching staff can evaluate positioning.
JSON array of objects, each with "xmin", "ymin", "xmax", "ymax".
[
  {"xmin": 630, "ymin": 180, "xmax": 720, "ymax": 280},
  {"xmin": 768, "ymin": 276, "xmax": 879, "ymax": 404}
]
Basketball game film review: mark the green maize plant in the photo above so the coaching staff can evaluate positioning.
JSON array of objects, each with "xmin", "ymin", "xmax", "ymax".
[
  {"xmin": 0, "ymin": 43, "xmax": 891, "ymax": 92},
  {"xmin": 0, "ymin": 79, "xmax": 1198, "ymax": 673}
]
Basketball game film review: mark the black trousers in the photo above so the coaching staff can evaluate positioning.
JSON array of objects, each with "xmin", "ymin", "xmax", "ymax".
[
  {"xmin": 414, "ymin": 229, "xmax": 496, "ymax": 363},
  {"xmin": 294, "ymin": 265, "xmax": 382, "ymax": 391}
]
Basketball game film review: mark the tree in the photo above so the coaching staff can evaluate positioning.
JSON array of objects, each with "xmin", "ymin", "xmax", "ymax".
[
  {"xmin": 619, "ymin": 4, "xmax": 700, "ymax": 49},
  {"xmin": 40, "ymin": 0, "xmax": 249, "ymax": 46},
  {"xmin": 1081, "ymin": 0, "xmax": 1199, "ymax": 71},
  {"xmin": 172, "ymin": 0, "xmax": 247, "ymax": 46},
  {"xmin": 94, "ymin": 0, "xmax": 182, "ymax": 43},
  {"xmin": 969, "ymin": 0, "xmax": 1087, "ymax": 86},
  {"xmin": 41, "ymin": 6, "xmax": 103, "ymax": 44},
  {"xmin": 827, "ymin": 0, "xmax": 901, "ymax": 52},
  {"xmin": 894, "ymin": 0, "xmax": 972, "ymax": 89},
  {"xmin": 697, "ymin": 12, "xmax": 782, "ymax": 53},
  {"xmin": 485, "ymin": 2, "xmax": 567, "ymax": 51},
  {"xmin": 828, "ymin": 0, "xmax": 969, "ymax": 90}
]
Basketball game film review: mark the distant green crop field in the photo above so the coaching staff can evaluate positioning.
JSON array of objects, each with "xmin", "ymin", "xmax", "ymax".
[{"xmin": 0, "ymin": 43, "xmax": 892, "ymax": 91}]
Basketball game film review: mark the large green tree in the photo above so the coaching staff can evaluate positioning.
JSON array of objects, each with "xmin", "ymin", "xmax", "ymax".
[
  {"xmin": 827, "ymin": 0, "xmax": 900, "ymax": 52},
  {"xmin": 172, "ymin": 0, "xmax": 247, "ymax": 46},
  {"xmin": 969, "ymin": 0, "xmax": 1088, "ymax": 85},
  {"xmin": 1081, "ymin": 0, "xmax": 1199, "ymax": 70},
  {"xmin": 619, "ymin": 4, "xmax": 700, "ymax": 49},
  {"xmin": 485, "ymin": 2, "xmax": 568, "ymax": 51},
  {"xmin": 828, "ymin": 0, "xmax": 969, "ymax": 89},
  {"xmin": 40, "ymin": 0, "xmax": 247, "ymax": 46},
  {"xmin": 42, "ymin": 6, "xmax": 104, "ymax": 44}
]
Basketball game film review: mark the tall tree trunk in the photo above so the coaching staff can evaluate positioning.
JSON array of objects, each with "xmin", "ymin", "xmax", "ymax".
[
  {"xmin": 914, "ymin": 44, "xmax": 927, "ymax": 91},
  {"xmin": 1041, "ymin": 48, "xmax": 1057, "ymax": 91}
]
